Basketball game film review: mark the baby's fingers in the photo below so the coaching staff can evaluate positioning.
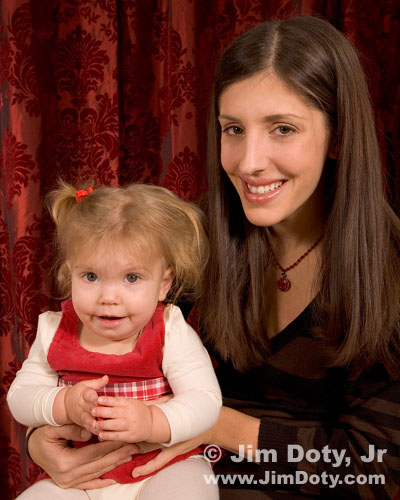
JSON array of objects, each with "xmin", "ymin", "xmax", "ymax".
[
  {"xmin": 82, "ymin": 387, "xmax": 99, "ymax": 405},
  {"xmin": 92, "ymin": 405, "xmax": 125, "ymax": 420},
  {"xmin": 80, "ymin": 412, "xmax": 98, "ymax": 433},
  {"xmin": 97, "ymin": 395, "xmax": 128, "ymax": 407},
  {"xmin": 96, "ymin": 418, "xmax": 127, "ymax": 432}
]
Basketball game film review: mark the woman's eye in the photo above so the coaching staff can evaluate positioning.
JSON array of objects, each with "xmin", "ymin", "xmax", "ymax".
[
  {"xmin": 84, "ymin": 272, "xmax": 97, "ymax": 282},
  {"xmin": 223, "ymin": 125, "xmax": 243, "ymax": 136},
  {"xmin": 125, "ymin": 274, "xmax": 139, "ymax": 284},
  {"xmin": 276, "ymin": 125, "xmax": 295, "ymax": 135}
]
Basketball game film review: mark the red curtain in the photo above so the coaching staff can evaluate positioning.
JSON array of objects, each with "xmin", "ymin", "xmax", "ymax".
[{"xmin": 1, "ymin": 1, "xmax": 399, "ymax": 497}]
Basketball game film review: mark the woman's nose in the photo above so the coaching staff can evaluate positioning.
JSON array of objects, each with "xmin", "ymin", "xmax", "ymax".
[{"xmin": 237, "ymin": 132, "xmax": 270, "ymax": 176}]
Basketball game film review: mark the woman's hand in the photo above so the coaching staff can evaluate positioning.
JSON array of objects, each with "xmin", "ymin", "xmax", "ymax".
[
  {"xmin": 130, "ymin": 431, "xmax": 211, "ymax": 478},
  {"xmin": 28, "ymin": 424, "xmax": 138, "ymax": 489}
]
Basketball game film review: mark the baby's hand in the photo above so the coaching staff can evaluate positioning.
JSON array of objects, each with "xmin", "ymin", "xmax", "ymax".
[
  {"xmin": 92, "ymin": 396, "xmax": 169, "ymax": 443},
  {"xmin": 63, "ymin": 375, "xmax": 109, "ymax": 432}
]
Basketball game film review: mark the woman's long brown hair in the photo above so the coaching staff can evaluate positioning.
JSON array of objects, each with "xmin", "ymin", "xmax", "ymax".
[{"xmin": 198, "ymin": 16, "xmax": 400, "ymax": 376}]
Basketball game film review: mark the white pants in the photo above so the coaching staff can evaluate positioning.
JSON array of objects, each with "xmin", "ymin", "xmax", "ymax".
[{"xmin": 16, "ymin": 457, "xmax": 219, "ymax": 500}]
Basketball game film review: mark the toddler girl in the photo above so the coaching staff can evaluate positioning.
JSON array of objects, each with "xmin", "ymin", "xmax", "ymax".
[{"xmin": 8, "ymin": 182, "xmax": 221, "ymax": 500}]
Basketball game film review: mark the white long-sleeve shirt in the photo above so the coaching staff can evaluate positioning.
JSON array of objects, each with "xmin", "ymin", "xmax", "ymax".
[{"xmin": 7, "ymin": 304, "xmax": 222, "ymax": 446}]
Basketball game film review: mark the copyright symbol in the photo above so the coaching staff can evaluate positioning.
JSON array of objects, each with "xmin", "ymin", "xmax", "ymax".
[{"xmin": 203, "ymin": 444, "xmax": 222, "ymax": 463}]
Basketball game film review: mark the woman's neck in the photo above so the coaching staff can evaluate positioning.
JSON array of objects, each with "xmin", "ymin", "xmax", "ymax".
[
  {"xmin": 267, "ymin": 183, "xmax": 326, "ymax": 262},
  {"xmin": 268, "ymin": 224, "xmax": 323, "ymax": 265}
]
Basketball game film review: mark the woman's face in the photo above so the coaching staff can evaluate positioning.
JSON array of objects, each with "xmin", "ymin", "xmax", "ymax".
[{"xmin": 218, "ymin": 71, "xmax": 332, "ymax": 230}]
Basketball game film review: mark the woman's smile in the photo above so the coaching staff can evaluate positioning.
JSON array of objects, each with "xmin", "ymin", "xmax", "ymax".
[
  {"xmin": 246, "ymin": 180, "xmax": 284, "ymax": 194},
  {"xmin": 243, "ymin": 178, "xmax": 287, "ymax": 203}
]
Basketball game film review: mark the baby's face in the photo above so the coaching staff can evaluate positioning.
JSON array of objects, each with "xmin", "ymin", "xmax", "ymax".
[{"xmin": 68, "ymin": 242, "xmax": 172, "ymax": 349}]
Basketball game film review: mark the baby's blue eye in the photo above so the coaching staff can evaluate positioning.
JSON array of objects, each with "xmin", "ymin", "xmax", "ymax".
[
  {"xmin": 84, "ymin": 272, "xmax": 97, "ymax": 282},
  {"xmin": 125, "ymin": 274, "xmax": 139, "ymax": 284}
]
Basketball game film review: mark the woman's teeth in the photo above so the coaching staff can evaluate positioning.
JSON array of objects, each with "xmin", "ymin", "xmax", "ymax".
[{"xmin": 247, "ymin": 181, "xmax": 283, "ymax": 194}]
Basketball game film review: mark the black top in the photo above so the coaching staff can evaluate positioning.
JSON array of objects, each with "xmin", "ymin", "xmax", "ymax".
[{"xmin": 210, "ymin": 305, "xmax": 400, "ymax": 499}]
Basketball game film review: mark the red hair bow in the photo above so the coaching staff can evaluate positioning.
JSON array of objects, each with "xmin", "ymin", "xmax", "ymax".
[{"xmin": 75, "ymin": 187, "xmax": 93, "ymax": 202}]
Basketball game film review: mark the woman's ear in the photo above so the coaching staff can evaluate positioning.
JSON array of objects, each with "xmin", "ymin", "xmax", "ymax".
[{"xmin": 158, "ymin": 267, "xmax": 174, "ymax": 302}]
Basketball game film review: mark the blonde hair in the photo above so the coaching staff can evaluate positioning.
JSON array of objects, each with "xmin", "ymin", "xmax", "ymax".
[{"xmin": 47, "ymin": 181, "xmax": 209, "ymax": 303}]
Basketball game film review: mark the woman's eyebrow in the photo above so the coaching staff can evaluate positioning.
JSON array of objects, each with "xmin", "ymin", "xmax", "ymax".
[
  {"xmin": 262, "ymin": 113, "xmax": 305, "ymax": 122},
  {"xmin": 218, "ymin": 113, "xmax": 305, "ymax": 121},
  {"xmin": 218, "ymin": 114, "xmax": 238, "ymax": 121}
]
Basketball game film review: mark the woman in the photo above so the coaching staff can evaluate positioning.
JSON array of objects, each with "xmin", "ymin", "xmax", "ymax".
[{"xmin": 22, "ymin": 16, "xmax": 400, "ymax": 499}]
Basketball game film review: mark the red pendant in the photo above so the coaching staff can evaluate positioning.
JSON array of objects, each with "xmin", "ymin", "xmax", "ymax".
[{"xmin": 278, "ymin": 277, "xmax": 291, "ymax": 292}]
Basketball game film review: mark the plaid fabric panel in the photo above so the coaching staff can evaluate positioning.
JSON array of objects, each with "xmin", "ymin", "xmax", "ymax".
[{"xmin": 59, "ymin": 376, "xmax": 172, "ymax": 401}]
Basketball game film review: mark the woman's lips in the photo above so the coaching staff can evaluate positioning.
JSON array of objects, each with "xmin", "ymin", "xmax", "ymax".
[{"xmin": 242, "ymin": 179, "xmax": 286, "ymax": 202}]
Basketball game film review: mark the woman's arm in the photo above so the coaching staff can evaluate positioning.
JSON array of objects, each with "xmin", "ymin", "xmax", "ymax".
[
  {"xmin": 208, "ymin": 405, "xmax": 260, "ymax": 454},
  {"xmin": 131, "ymin": 405, "xmax": 260, "ymax": 477}
]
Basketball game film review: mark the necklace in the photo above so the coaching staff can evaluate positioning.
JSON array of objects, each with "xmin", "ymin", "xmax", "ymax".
[{"xmin": 268, "ymin": 235, "xmax": 323, "ymax": 292}]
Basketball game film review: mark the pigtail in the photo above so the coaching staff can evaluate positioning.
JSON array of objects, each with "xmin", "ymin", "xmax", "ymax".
[
  {"xmin": 46, "ymin": 180, "xmax": 78, "ymax": 227},
  {"xmin": 167, "ymin": 197, "xmax": 209, "ymax": 303},
  {"xmin": 46, "ymin": 180, "xmax": 95, "ymax": 297}
]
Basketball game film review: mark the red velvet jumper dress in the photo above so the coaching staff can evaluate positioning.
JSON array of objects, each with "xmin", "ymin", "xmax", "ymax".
[{"xmin": 46, "ymin": 300, "xmax": 201, "ymax": 484}]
